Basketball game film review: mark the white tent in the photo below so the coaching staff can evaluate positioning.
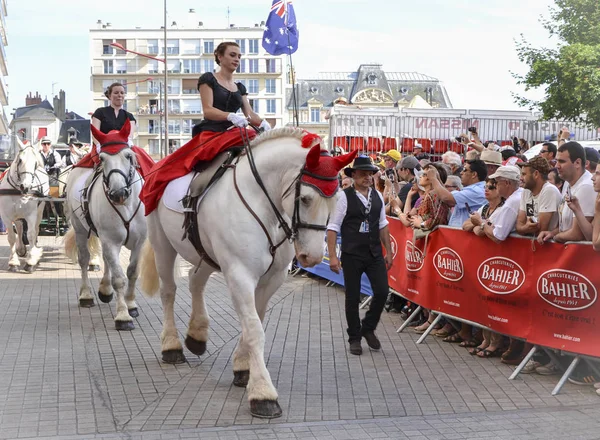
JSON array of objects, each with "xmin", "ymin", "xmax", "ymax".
[{"xmin": 407, "ymin": 95, "xmax": 432, "ymax": 109}]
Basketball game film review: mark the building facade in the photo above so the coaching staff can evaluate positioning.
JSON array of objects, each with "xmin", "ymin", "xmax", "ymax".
[
  {"xmin": 90, "ymin": 19, "xmax": 287, "ymax": 157},
  {"xmin": 0, "ymin": 0, "xmax": 9, "ymax": 135},
  {"xmin": 285, "ymin": 64, "xmax": 452, "ymax": 138}
]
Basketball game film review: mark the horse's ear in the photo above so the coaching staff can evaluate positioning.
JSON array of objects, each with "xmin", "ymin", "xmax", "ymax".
[
  {"xmin": 120, "ymin": 118, "xmax": 131, "ymax": 140},
  {"xmin": 16, "ymin": 136, "xmax": 25, "ymax": 151},
  {"xmin": 332, "ymin": 150, "xmax": 358, "ymax": 171},
  {"xmin": 90, "ymin": 123, "xmax": 107, "ymax": 146},
  {"xmin": 305, "ymin": 144, "xmax": 321, "ymax": 171}
]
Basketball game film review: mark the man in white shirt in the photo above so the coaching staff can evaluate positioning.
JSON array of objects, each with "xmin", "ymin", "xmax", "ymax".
[
  {"xmin": 326, "ymin": 156, "xmax": 393, "ymax": 356},
  {"xmin": 474, "ymin": 165, "xmax": 523, "ymax": 242},
  {"xmin": 516, "ymin": 156, "xmax": 562, "ymax": 238},
  {"xmin": 538, "ymin": 142, "xmax": 595, "ymax": 244}
]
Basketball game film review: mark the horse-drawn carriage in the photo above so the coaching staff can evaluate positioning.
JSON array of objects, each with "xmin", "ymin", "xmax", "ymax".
[{"xmin": 38, "ymin": 166, "xmax": 70, "ymax": 236}]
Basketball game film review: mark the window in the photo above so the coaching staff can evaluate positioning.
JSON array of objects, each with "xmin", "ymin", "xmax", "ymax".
[
  {"xmin": 103, "ymin": 60, "xmax": 113, "ymax": 74},
  {"xmin": 248, "ymin": 59, "xmax": 259, "ymax": 73},
  {"xmin": 147, "ymin": 39, "xmax": 159, "ymax": 55},
  {"xmin": 202, "ymin": 59, "xmax": 214, "ymax": 73},
  {"xmin": 235, "ymin": 39, "xmax": 246, "ymax": 54},
  {"xmin": 181, "ymin": 99, "xmax": 202, "ymax": 114},
  {"xmin": 149, "ymin": 139, "xmax": 160, "ymax": 155},
  {"xmin": 248, "ymin": 39, "xmax": 259, "ymax": 54},
  {"xmin": 265, "ymin": 79, "xmax": 276, "ymax": 94},
  {"xmin": 148, "ymin": 119, "xmax": 160, "ymax": 134},
  {"xmin": 167, "ymin": 79, "xmax": 180, "ymax": 94},
  {"xmin": 166, "ymin": 39, "xmax": 179, "ymax": 55},
  {"xmin": 249, "ymin": 99, "xmax": 259, "ymax": 113},
  {"xmin": 235, "ymin": 59, "xmax": 246, "ymax": 73},
  {"xmin": 265, "ymin": 59, "xmax": 277, "ymax": 73},
  {"xmin": 167, "ymin": 60, "xmax": 180, "ymax": 73},
  {"xmin": 203, "ymin": 40, "xmax": 214, "ymax": 53},
  {"xmin": 168, "ymin": 120, "xmax": 181, "ymax": 134},
  {"xmin": 168, "ymin": 99, "xmax": 180, "ymax": 114},
  {"xmin": 148, "ymin": 80, "xmax": 160, "ymax": 94},
  {"xmin": 182, "ymin": 78, "xmax": 198, "ymax": 94},
  {"xmin": 102, "ymin": 39, "xmax": 113, "ymax": 55},
  {"xmin": 183, "ymin": 59, "xmax": 201, "ymax": 74},
  {"xmin": 181, "ymin": 39, "xmax": 201, "ymax": 55},
  {"xmin": 148, "ymin": 59, "xmax": 159, "ymax": 74},
  {"xmin": 168, "ymin": 139, "xmax": 181, "ymax": 154},
  {"xmin": 115, "ymin": 59, "xmax": 127, "ymax": 74},
  {"xmin": 310, "ymin": 108, "xmax": 321, "ymax": 123},
  {"xmin": 266, "ymin": 99, "xmax": 276, "ymax": 114},
  {"xmin": 182, "ymin": 119, "xmax": 193, "ymax": 134},
  {"xmin": 247, "ymin": 79, "xmax": 259, "ymax": 94}
]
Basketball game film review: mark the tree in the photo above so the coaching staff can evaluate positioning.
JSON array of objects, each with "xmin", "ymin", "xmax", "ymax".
[{"xmin": 513, "ymin": 0, "xmax": 600, "ymax": 127}]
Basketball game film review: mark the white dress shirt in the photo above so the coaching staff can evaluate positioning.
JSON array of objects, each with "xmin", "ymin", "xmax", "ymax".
[{"xmin": 327, "ymin": 187, "xmax": 389, "ymax": 233}]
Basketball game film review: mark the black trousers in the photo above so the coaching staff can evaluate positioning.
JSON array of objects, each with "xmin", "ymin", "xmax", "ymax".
[{"xmin": 341, "ymin": 252, "xmax": 389, "ymax": 343}]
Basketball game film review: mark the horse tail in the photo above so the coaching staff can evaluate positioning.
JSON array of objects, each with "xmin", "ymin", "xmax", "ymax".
[
  {"xmin": 64, "ymin": 227, "xmax": 78, "ymax": 262},
  {"xmin": 87, "ymin": 234, "xmax": 101, "ymax": 257},
  {"xmin": 139, "ymin": 239, "xmax": 160, "ymax": 297}
]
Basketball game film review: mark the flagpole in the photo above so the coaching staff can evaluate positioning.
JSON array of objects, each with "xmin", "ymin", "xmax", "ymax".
[{"xmin": 284, "ymin": 1, "xmax": 299, "ymax": 127}]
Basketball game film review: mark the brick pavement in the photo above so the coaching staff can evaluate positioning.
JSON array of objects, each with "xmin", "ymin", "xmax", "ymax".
[{"xmin": 0, "ymin": 236, "xmax": 599, "ymax": 439}]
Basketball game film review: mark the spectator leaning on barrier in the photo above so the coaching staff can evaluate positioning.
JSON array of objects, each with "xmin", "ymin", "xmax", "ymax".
[
  {"xmin": 539, "ymin": 142, "xmax": 558, "ymax": 167},
  {"xmin": 516, "ymin": 156, "xmax": 562, "ymax": 238},
  {"xmin": 538, "ymin": 142, "xmax": 596, "ymax": 244},
  {"xmin": 584, "ymin": 147, "xmax": 600, "ymax": 174},
  {"xmin": 441, "ymin": 151, "xmax": 463, "ymax": 176},
  {"xmin": 430, "ymin": 159, "xmax": 488, "ymax": 228},
  {"xmin": 326, "ymin": 156, "xmax": 393, "ymax": 356}
]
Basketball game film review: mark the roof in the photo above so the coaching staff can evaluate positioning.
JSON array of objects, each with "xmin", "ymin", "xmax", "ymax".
[
  {"xmin": 14, "ymin": 107, "xmax": 57, "ymax": 121},
  {"xmin": 57, "ymin": 119, "xmax": 91, "ymax": 144},
  {"xmin": 13, "ymin": 99, "xmax": 54, "ymax": 119},
  {"xmin": 287, "ymin": 64, "xmax": 451, "ymax": 110}
]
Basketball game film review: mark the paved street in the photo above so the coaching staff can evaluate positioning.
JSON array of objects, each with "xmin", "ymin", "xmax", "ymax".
[{"xmin": 0, "ymin": 235, "xmax": 599, "ymax": 440}]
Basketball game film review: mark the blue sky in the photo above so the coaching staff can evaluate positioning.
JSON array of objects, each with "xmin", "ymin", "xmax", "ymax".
[{"xmin": 6, "ymin": 0, "xmax": 556, "ymax": 118}]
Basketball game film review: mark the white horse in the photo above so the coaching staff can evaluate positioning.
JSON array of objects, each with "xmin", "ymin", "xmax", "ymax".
[
  {"xmin": 64, "ymin": 120, "xmax": 146, "ymax": 329},
  {"xmin": 0, "ymin": 138, "xmax": 49, "ymax": 272},
  {"xmin": 139, "ymin": 128, "xmax": 355, "ymax": 418}
]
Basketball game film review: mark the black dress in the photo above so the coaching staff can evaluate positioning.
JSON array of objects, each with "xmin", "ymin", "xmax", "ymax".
[
  {"xmin": 192, "ymin": 72, "xmax": 247, "ymax": 136},
  {"xmin": 92, "ymin": 106, "xmax": 137, "ymax": 134}
]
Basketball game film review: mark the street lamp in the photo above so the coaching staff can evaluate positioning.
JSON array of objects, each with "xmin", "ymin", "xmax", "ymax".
[{"xmin": 111, "ymin": 36, "xmax": 169, "ymax": 158}]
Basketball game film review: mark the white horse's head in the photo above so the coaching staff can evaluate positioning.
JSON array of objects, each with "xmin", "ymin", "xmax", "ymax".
[
  {"xmin": 12, "ymin": 137, "xmax": 43, "ymax": 193},
  {"xmin": 279, "ymin": 138, "xmax": 356, "ymax": 267},
  {"xmin": 91, "ymin": 119, "xmax": 137, "ymax": 205}
]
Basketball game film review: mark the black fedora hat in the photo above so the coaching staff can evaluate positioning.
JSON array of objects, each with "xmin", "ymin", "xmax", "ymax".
[{"xmin": 344, "ymin": 155, "xmax": 379, "ymax": 177}]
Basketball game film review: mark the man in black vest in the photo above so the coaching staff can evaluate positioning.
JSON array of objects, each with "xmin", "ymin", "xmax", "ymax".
[
  {"xmin": 326, "ymin": 156, "xmax": 393, "ymax": 355},
  {"xmin": 39, "ymin": 137, "xmax": 61, "ymax": 184}
]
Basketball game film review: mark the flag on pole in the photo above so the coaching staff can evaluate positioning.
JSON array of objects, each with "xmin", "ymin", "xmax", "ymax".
[{"xmin": 262, "ymin": 0, "xmax": 299, "ymax": 55}]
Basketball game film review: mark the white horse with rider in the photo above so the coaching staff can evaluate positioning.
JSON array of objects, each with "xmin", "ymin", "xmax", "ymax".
[
  {"xmin": 139, "ymin": 127, "xmax": 355, "ymax": 418},
  {"xmin": 64, "ymin": 120, "xmax": 146, "ymax": 329},
  {"xmin": 0, "ymin": 137, "xmax": 49, "ymax": 272}
]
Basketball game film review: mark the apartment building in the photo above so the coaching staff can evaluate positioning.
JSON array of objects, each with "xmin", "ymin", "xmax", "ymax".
[
  {"xmin": 0, "ymin": 0, "xmax": 9, "ymax": 135},
  {"xmin": 89, "ymin": 18, "xmax": 287, "ymax": 157}
]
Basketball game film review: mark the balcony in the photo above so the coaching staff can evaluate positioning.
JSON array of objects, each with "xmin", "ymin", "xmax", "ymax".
[
  {"xmin": 147, "ymin": 46, "xmax": 159, "ymax": 55},
  {"xmin": 166, "ymin": 47, "xmax": 180, "ymax": 55},
  {"xmin": 167, "ymin": 87, "xmax": 181, "ymax": 94},
  {"xmin": 182, "ymin": 89, "xmax": 198, "ymax": 95},
  {"xmin": 138, "ymin": 87, "xmax": 160, "ymax": 95}
]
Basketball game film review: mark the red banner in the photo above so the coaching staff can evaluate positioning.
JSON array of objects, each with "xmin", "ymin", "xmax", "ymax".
[{"xmin": 387, "ymin": 218, "xmax": 600, "ymax": 358}]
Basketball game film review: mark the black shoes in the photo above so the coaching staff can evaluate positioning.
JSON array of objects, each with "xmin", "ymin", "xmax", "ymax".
[
  {"xmin": 349, "ymin": 341, "xmax": 363, "ymax": 355},
  {"xmin": 362, "ymin": 331, "xmax": 381, "ymax": 350}
]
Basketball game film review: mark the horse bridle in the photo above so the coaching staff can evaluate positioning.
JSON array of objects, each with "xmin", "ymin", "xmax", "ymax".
[
  {"xmin": 7, "ymin": 145, "xmax": 43, "ymax": 195},
  {"xmin": 232, "ymin": 128, "xmax": 331, "ymax": 268},
  {"xmin": 100, "ymin": 142, "xmax": 136, "ymax": 198}
]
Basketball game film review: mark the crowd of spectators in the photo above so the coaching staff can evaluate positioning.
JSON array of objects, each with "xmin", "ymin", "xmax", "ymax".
[{"xmin": 337, "ymin": 127, "xmax": 600, "ymax": 390}]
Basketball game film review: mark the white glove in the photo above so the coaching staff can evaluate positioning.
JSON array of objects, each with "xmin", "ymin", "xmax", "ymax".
[
  {"xmin": 259, "ymin": 119, "xmax": 272, "ymax": 132},
  {"xmin": 227, "ymin": 113, "xmax": 249, "ymax": 128}
]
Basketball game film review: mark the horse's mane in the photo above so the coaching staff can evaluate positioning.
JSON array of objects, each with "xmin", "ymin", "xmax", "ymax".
[{"xmin": 249, "ymin": 127, "xmax": 325, "ymax": 151}]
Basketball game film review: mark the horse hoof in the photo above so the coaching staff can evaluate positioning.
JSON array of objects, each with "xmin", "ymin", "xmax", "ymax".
[
  {"xmin": 7, "ymin": 265, "xmax": 18, "ymax": 273},
  {"xmin": 79, "ymin": 298, "xmax": 95, "ymax": 308},
  {"xmin": 162, "ymin": 349, "xmax": 186, "ymax": 364},
  {"xmin": 233, "ymin": 370, "xmax": 250, "ymax": 388},
  {"xmin": 98, "ymin": 292, "xmax": 113, "ymax": 303},
  {"xmin": 128, "ymin": 308, "xmax": 139, "ymax": 318},
  {"xmin": 250, "ymin": 399, "xmax": 282, "ymax": 419},
  {"xmin": 23, "ymin": 264, "xmax": 36, "ymax": 273},
  {"xmin": 185, "ymin": 335, "xmax": 207, "ymax": 356},
  {"xmin": 88, "ymin": 264, "xmax": 101, "ymax": 272},
  {"xmin": 115, "ymin": 320, "xmax": 134, "ymax": 331}
]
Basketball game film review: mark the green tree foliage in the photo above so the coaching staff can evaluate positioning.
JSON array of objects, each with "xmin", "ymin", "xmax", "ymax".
[{"xmin": 514, "ymin": 0, "xmax": 600, "ymax": 126}]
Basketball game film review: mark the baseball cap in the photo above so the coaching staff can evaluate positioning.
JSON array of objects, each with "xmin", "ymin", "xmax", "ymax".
[
  {"xmin": 383, "ymin": 149, "xmax": 401, "ymax": 162},
  {"xmin": 414, "ymin": 143, "xmax": 423, "ymax": 150},
  {"xmin": 585, "ymin": 147, "xmax": 600, "ymax": 163},
  {"xmin": 519, "ymin": 156, "xmax": 551, "ymax": 175},
  {"xmin": 489, "ymin": 165, "xmax": 521, "ymax": 181},
  {"xmin": 397, "ymin": 156, "xmax": 421, "ymax": 170}
]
